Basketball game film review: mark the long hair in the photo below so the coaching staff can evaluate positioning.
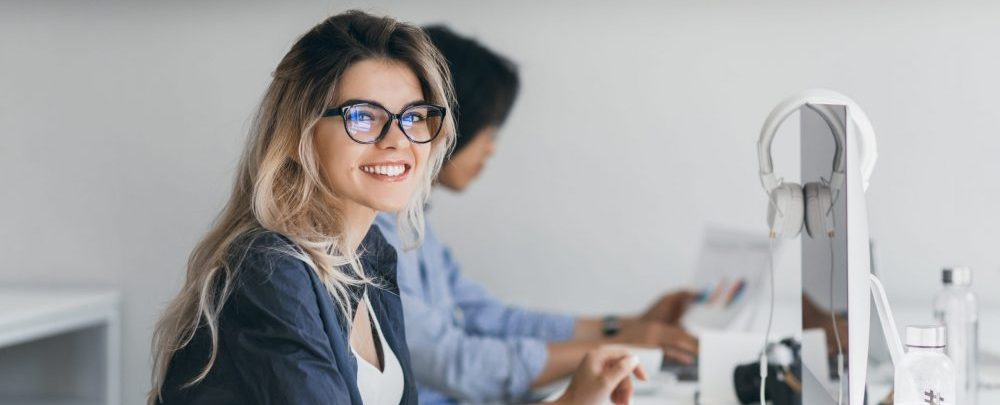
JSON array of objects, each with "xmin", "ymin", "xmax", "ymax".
[{"xmin": 148, "ymin": 11, "xmax": 455, "ymax": 403}]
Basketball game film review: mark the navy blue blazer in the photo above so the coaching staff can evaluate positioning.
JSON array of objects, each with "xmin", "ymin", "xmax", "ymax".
[{"xmin": 158, "ymin": 226, "xmax": 417, "ymax": 404}]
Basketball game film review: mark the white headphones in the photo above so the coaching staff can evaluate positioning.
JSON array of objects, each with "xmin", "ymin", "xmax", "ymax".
[{"xmin": 757, "ymin": 89, "xmax": 878, "ymax": 239}]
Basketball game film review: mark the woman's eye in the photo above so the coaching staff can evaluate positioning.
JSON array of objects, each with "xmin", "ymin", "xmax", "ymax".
[
  {"xmin": 401, "ymin": 113, "xmax": 425, "ymax": 123},
  {"xmin": 348, "ymin": 112, "xmax": 375, "ymax": 121}
]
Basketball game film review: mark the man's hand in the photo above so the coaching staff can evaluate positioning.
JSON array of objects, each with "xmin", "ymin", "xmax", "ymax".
[
  {"xmin": 610, "ymin": 320, "xmax": 698, "ymax": 364},
  {"xmin": 641, "ymin": 290, "xmax": 696, "ymax": 325}
]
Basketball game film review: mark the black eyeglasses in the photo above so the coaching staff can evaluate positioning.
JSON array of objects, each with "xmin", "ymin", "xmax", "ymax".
[{"xmin": 322, "ymin": 100, "xmax": 447, "ymax": 144}]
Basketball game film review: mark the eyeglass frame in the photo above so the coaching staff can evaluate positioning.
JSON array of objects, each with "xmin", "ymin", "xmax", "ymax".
[{"xmin": 322, "ymin": 99, "xmax": 448, "ymax": 145}]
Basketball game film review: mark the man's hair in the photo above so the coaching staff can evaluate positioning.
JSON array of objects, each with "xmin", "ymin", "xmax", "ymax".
[{"xmin": 424, "ymin": 25, "xmax": 519, "ymax": 155}]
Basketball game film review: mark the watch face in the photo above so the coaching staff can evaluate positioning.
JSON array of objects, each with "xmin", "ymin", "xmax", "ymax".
[{"xmin": 603, "ymin": 316, "xmax": 620, "ymax": 336}]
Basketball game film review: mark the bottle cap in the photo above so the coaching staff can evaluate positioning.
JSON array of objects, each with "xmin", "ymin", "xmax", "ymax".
[
  {"xmin": 905, "ymin": 325, "xmax": 946, "ymax": 348},
  {"xmin": 942, "ymin": 266, "xmax": 972, "ymax": 286}
]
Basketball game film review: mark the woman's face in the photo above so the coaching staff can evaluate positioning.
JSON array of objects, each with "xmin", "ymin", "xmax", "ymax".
[
  {"xmin": 313, "ymin": 58, "xmax": 432, "ymax": 214},
  {"xmin": 437, "ymin": 126, "xmax": 497, "ymax": 192}
]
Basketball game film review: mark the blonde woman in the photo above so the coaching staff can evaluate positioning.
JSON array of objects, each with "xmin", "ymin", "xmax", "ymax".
[{"xmin": 149, "ymin": 11, "xmax": 646, "ymax": 405}]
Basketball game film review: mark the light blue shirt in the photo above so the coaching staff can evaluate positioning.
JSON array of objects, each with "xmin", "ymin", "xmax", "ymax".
[{"xmin": 375, "ymin": 212, "xmax": 575, "ymax": 404}]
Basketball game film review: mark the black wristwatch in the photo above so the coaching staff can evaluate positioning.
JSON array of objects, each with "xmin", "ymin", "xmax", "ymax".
[{"xmin": 601, "ymin": 315, "xmax": 621, "ymax": 337}]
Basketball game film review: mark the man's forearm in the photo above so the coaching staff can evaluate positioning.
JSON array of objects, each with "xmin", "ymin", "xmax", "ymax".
[
  {"xmin": 530, "ymin": 341, "xmax": 598, "ymax": 389},
  {"xmin": 534, "ymin": 316, "xmax": 645, "ymax": 389},
  {"xmin": 572, "ymin": 317, "xmax": 603, "ymax": 341}
]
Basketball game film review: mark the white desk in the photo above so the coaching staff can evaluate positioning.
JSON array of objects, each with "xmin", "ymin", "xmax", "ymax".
[
  {"xmin": 0, "ymin": 288, "xmax": 121, "ymax": 405},
  {"xmin": 627, "ymin": 376, "xmax": 1000, "ymax": 405},
  {"xmin": 632, "ymin": 301, "xmax": 1000, "ymax": 404},
  {"xmin": 540, "ymin": 300, "xmax": 1000, "ymax": 404}
]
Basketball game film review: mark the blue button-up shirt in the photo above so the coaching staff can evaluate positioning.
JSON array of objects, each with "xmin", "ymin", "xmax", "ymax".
[{"xmin": 375, "ymin": 213, "xmax": 575, "ymax": 404}]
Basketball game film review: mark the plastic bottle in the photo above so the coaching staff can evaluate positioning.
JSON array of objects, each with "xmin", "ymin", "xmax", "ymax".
[
  {"xmin": 894, "ymin": 325, "xmax": 956, "ymax": 405},
  {"xmin": 933, "ymin": 266, "xmax": 979, "ymax": 405}
]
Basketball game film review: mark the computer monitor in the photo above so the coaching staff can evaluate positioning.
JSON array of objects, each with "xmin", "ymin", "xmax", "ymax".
[{"xmin": 799, "ymin": 103, "xmax": 873, "ymax": 404}]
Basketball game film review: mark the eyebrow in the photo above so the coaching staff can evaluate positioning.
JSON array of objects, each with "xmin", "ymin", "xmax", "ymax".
[{"xmin": 335, "ymin": 98, "xmax": 433, "ymax": 112}]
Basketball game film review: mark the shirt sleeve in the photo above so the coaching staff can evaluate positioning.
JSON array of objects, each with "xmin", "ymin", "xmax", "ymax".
[
  {"xmin": 399, "ymin": 279, "xmax": 551, "ymax": 403},
  {"xmin": 219, "ymin": 237, "xmax": 353, "ymax": 404},
  {"xmin": 441, "ymin": 245, "xmax": 576, "ymax": 342},
  {"xmin": 379, "ymin": 214, "xmax": 574, "ymax": 402}
]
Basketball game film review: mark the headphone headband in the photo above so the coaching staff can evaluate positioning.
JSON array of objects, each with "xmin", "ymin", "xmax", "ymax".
[{"xmin": 757, "ymin": 89, "xmax": 878, "ymax": 193}]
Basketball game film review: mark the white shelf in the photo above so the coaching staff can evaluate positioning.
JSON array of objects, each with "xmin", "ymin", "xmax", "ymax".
[
  {"xmin": 0, "ymin": 397, "xmax": 102, "ymax": 405},
  {"xmin": 0, "ymin": 288, "xmax": 120, "ymax": 349},
  {"xmin": 0, "ymin": 287, "xmax": 121, "ymax": 405}
]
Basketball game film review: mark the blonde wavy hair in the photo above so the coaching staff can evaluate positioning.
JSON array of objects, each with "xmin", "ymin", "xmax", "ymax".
[{"xmin": 148, "ymin": 11, "xmax": 455, "ymax": 403}]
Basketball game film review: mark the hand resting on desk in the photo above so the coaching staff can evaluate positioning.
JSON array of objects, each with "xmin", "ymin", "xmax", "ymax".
[{"xmin": 549, "ymin": 346, "xmax": 649, "ymax": 405}]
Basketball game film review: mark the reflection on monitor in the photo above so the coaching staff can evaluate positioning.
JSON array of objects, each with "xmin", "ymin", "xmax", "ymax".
[{"xmin": 800, "ymin": 104, "xmax": 849, "ymax": 404}]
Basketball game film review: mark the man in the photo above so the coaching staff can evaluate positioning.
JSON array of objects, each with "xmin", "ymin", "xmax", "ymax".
[{"xmin": 375, "ymin": 26, "xmax": 697, "ymax": 404}]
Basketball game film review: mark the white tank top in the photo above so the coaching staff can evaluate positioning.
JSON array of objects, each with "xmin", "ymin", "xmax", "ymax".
[{"xmin": 352, "ymin": 292, "xmax": 404, "ymax": 405}]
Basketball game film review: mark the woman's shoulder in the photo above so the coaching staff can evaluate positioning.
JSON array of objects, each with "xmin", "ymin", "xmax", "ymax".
[
  {"xmin": 234, "ymin": 230, "xmax": 297, "ymax": 256},
  {"xmin": 223, "ymin": 231, "xmax": 335, "ymax": 328},
  {"xmin": 227, "ymin": 230, "xmax": 315, "ymax": 287}
]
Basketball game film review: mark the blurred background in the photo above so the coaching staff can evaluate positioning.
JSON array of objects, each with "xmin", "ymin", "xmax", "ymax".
[{"xmin": 2, "ymin": 1, "xmax": 997, "ymax": 404}]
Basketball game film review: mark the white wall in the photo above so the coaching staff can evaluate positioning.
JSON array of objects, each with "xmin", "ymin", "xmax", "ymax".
[{"xmin": 2, "ymin": 1, "xmax": 997, "ymax": 404}]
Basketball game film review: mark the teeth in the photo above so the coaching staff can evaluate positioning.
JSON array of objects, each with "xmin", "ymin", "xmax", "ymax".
[{"xmin": 362, "ymin": 164, "xmax": 406, "ymax": 177}]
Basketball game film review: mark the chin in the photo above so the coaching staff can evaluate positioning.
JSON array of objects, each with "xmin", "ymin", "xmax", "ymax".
[
  {"xmin": 364, "ymin": 196, "xmax": 411, "ymax": 213},
  {"xmin": 354, "ymin": 179, "xmax": 418, "ymax": 212}
]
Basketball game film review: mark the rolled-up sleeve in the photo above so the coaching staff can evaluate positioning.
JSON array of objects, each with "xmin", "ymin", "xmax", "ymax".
[
  {"xmin": 400, "ymin": 287, "xmax": 550, "ymax": 402},
  {"xmin": 220, "ymin": 239, "xmax": 352, "ymax": 404},
  {"xmin": 442, "ymin": 246, "xmax": 575, "ymax": 342},
  {"xmin": 379, "ymin": 213, "xmax": 575, "ymax": 402}
]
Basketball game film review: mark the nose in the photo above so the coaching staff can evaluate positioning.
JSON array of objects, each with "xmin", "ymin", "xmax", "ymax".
[{"xmin": 377, "ymin": 120, "xmax": 409, "ymax": 150}]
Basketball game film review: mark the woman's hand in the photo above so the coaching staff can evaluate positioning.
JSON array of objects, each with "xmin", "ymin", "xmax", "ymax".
[{"xmin": 553, "ymin": 346, "xmax": 648, "ymax": 405}]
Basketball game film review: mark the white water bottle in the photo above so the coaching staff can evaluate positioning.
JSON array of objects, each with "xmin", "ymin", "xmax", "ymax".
[
  {"xmin": 894, "ymin": 325, "xmax": 956, "ymax": 405},
  {"xmin": 933, "ymin": 266, "xmax": 979, "ymax": 405}
]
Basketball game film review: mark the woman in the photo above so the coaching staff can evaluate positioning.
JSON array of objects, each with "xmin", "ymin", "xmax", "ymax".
[{"xmin": 149, "ymin": 10, "xmax": 644, "ymax": 405}]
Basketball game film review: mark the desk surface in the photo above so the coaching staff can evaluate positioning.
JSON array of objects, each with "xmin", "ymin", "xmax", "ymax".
[
  {"xmin": 550, "ymin": 300, "xmax": 1000, "ymax": 404},
  {"xmin": 0, "ymin": 287, "xmax": 120, "ymax": 348},
  {"xmin": 629, "ymin": 379, "xmax": 1000, "ymax": 405}
]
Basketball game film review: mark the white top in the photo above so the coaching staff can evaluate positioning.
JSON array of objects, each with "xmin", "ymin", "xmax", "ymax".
[{"xmin": 353, "ymin": 292, "xmax": 404, "ymax": 405}]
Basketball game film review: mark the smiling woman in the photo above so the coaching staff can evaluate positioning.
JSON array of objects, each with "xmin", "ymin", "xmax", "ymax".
[{"xmin": 147, "ymin": 10, "xmax": 455, "ymax": 405}]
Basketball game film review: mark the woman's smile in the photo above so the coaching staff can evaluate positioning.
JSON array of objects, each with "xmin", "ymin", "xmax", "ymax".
[{"xmin": 359, "ymin": 160, "xmax": 412, "ymax": 183}]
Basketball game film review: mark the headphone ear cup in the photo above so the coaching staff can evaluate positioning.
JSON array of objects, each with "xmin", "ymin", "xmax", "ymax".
[
  {"xmin": 804, "ymin": 182, "xmax": 834, "ymax": 238},
  {"xmin": 767, "ymin": 183, "xmax": 804, "ymax": 239}
]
